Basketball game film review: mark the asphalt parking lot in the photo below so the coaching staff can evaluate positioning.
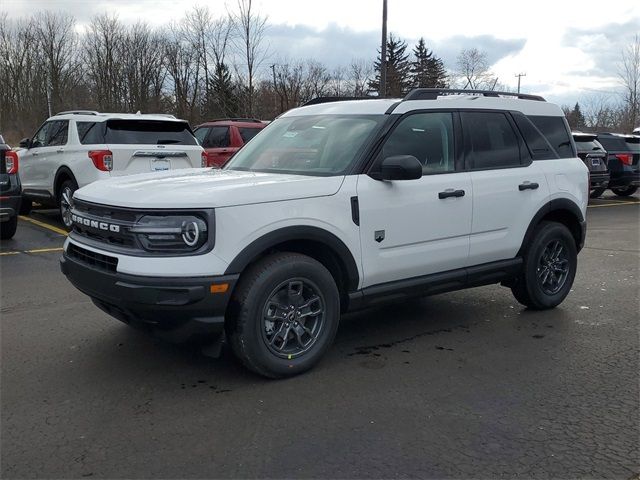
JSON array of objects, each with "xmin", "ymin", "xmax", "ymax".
[{"xmin": 1, "ymin": 195, "xmax": 639, "ymax": 479}]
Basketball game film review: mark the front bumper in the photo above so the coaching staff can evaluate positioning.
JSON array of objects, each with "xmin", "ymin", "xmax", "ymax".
[{"xmin": 60, "ymin": 253, "xmax": 238, "ymax": 343}]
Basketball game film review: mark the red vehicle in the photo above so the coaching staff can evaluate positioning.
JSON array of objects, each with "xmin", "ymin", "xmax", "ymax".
[{"xmin": 194, "ymin": 118, "xmax": 266, "ymax": 167}]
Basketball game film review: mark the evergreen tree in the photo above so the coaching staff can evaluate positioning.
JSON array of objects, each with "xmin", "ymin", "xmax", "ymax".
[
  {"xmin": 210, "ymin": 62, "xmax": 239, "ymax": 117},
  {"xmin": 369, "ymin": 34, "xmax": 412, "ymax": 97},
  {"xmin": 564, "ymin": 102, "xmax": 586, "ymax": 130},
  {"xmin": 410, "ymin": 38, "xmax": 448, "ymax": 88}
]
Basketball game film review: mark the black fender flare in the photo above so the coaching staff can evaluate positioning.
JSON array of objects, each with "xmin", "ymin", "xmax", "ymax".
[
  {"xmin": 224, "ymin": 226, "xmax": 360, "ymax": 292},
  {"xmin": 519, "ymin": 198, "xmax": 586, "ymax": 255},
  {"xmin": 53, "ymin": 166, "xmax": 76, "ymax": 200}
]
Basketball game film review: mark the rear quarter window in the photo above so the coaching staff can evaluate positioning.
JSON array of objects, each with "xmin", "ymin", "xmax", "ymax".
[
  {"xmin": 528, "ymin": 116, "xmax": 575, "ymax": 158},
  {"xmin": 238, "ymin": 127, "xmax": 262, "ymax": 143},
  {"xmin": 77, "ymin": 122, "xmax": 105, "ymax": 145},
  {"xmin": 104, "ymin": 120, "xmax": 197, "ymax": 145}
]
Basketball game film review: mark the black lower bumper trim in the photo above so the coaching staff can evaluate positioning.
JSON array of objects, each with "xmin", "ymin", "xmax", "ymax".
[{"xmin": 60, "ymin": 253, "xmax": 238, "ymax": 343}]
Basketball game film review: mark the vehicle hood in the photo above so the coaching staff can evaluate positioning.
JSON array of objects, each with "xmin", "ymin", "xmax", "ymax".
[{"xmin": 74, "ymin": 168, "xmax": 345, "ymax": 209}]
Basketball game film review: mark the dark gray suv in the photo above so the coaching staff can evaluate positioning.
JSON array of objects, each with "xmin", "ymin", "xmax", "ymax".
[{"xmin": 0, "ymin": 134, "xmax": 21, "ymax": 239}]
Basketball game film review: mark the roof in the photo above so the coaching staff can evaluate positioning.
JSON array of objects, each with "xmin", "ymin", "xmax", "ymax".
[
  {"xmin": 51, "ymin": 111, "xmax": 187, "ymax": 123},
  {"xmin": 282, "ymin": 92, "xmax": 562, "ymax": 118},
  {"xmin": 197, "ymin": 118, "xmax": 267, "ymax": 128}
]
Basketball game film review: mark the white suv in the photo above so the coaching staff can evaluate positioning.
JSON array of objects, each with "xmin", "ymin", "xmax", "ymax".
[
  {"xmin": 17, "ymin": 111, "xmax": 205, "ymax": 228},
  {"xmin": 60, "ymin": 89, "xmax": 589, "ymax": 378}
]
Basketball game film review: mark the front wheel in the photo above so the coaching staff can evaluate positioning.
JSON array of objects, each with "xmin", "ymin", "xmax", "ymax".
[
  {"xmin": 58, "ymin": 179, "xmax": 78, "ymax": 231},
  {"xmin": 226, "ymin": 252, "xmax": 340, "ymax": 378},
  {"xmin": 611, "ymin": 186, "xmax": 638, "ymax": 197},
  {"xmin": 511, "ymin": 221, "xmax": 577, "ymax": 310}
]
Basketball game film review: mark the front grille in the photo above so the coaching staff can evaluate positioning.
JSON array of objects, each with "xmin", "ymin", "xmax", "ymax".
[
  {"xmin": 67, "ymin": 243, "xmax": 118, "ymax": 273},
  {"xmin": 72, "ymin": 199, "xmax": 138, "ymax": 248}
]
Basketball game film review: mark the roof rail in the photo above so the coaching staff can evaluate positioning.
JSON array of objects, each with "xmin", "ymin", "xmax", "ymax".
[
  {"xmin": 303, "ymin": 96, "xmax": 370, "ymax": 107},
  {"xmin": 206, "ymin": 117, "xmax": 263, "ymax": 123},
  {"xmin": 55, "ymin": 110, "xmax": 100, "ymax": 116},
  {"xmin": 403, "ymin": 88, "xmax": 546, "ymax": 102}
]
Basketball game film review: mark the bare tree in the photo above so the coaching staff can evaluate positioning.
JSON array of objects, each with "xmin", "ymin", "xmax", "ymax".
[
  {"xmin": 232, "ymin": 0, "xmax": 268, "ymax": 116},
  {"xmin": 455, "ymin": 48, "xmax": 497, "ymax": 90},
  {"xmin": 348, "ymin": 58, "xmax": 374, "ymax": 97},
  {"xmin": 618, "ymin": 34, "xmax": 640, "ymax": 131}
]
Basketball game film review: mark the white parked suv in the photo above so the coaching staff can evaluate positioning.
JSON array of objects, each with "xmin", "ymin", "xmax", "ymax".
[
  {"xmin": 60, "ymin": 89, "xmax": 589, "ymax": 378},
  {"xmin": 17, "ymin": 111, "xmax": 205, "ymax": 229}
]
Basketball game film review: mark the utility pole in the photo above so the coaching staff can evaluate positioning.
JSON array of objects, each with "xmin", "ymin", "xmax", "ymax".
[
  {"xmin": 270, "ymin": 64, "xmax": 278, "ymax": 116},
  {"xmin": 379, "ymin": 0, "xmax": 387, "ymax": 97},
  {"xmin": 515, "ymin": 72, "xmax": 526, "ymax": 94}
]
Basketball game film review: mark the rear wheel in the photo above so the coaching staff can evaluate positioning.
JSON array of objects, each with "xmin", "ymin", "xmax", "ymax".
[
  {"xmin": 611, "ymin": 186, "xmax": 638, "ymax": 197},
  {"xmin": 511, "ymin": 221, "xmax": 577, "ymax": 310},
  {"xmin": 58, "ymin": 179, "xmax": 78, "ymax": 231},
  {"xmin": 589, "ymin": 187, "xmax": 607, "ymax": 198},
  {"xmin": 0, "ymin": 215, "xmax": 18, "ymax": 239},
  {"xmin": 226, "ymin": 252, "xmax": 340, "ymax": 378}
]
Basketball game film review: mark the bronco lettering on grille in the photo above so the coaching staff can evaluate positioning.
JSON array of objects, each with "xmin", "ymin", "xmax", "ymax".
[{"xmin": 71, "ymin": 213, "xmax": 120, "ymax": 233}]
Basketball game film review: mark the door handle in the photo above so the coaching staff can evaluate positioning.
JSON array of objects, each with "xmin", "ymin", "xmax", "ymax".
[
  {"xmin": 438, "ymin": 189, "xmax": 465, "ymax": 199},
  {"xmin": 56, "ymin": 149, "xmax": 65, "ymax": 153},
  {"xmin": 519, "ymin": 182, "xmax": 539, "ymax": 191},
  {"xmin": 32, "ymin": 151, "xmax": 39, "ymax": 156}
]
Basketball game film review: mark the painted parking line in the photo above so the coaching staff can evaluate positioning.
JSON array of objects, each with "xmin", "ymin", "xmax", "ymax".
[
  {"xmin": 0, "ymin": 247, "xmax": 64, "ymax": 257},
  {"xmin": 588, "ymin": 201, "xmax": 640, "ymax": 208},
  {"xmin": 19, "ymin": 215, "xmax": 68, "ymax": 236}
]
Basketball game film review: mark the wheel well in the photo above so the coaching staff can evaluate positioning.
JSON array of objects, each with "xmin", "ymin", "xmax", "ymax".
[
  {"xmin": 54, "ymin": 168, "xmax": 75, "ymax": 201},
  {"xmin": 233, "ymin": 239, "xmax": 355, "ymax": 312},
  {"xmin": 520, "ymin": 207, "xmax": 584, "ymax": 256}
]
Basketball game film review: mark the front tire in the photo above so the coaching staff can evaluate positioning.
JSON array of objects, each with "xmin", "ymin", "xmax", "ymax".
[
  {"xmin": 611, "ymin": 186, "xmax": 638, "ymax": 197},
  {"xmin": 226, "ymin": 252, "xmax": 340, "ymax": 378},
  {"xmin": 58, "ymin": 179, "xmax": 78, "ymax": 231},
  {"xmin": 0, "ymin": 215, "xmax": 18, "ymax": 239},
  {"xmin": 511, "ymin": 221, "xmax": 577, "ymax": 310}
]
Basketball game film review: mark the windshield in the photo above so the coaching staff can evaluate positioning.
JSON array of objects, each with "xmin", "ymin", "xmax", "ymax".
[{"xmin": 225, "ymin": 115, "xmax": 385, "ymax": 176}]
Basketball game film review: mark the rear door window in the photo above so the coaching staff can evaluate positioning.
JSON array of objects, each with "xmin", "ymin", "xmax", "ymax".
[
  {"xmin": 238, "ymin": 127, "xmax": 262, "ymax": 144},
  {"xmin": 104, "ymin": 120, "xmax": 197, "ymax": 145},
  {"xmin": 462, "ymin": 112, "xmax": 522, "ymax": 169},
  {"xmin": 48, "ymin": 120, "xmax": 69, "ymax": 146},
  {"xmin": 206, "ymin": 126, "xmax": 230, "ymax": 148},
  {"xmin": 528, "ymin": 116, "xmax": 575, "ymax": 158}
]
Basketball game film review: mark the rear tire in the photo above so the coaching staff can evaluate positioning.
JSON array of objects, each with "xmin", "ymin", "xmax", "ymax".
[
  {"xmin": 226, "ymin": 252, "xmax": 340, "ymax": 378},
  {"xmin": 0, "ymin": 215, "xmax": 18, "ymax": 239},
  {"xmin": 58, "ymin": 179, "xmax": 78, "ymax": 231},
  {"xmin": 589, "ymin": 187, "xmax": 607, "ymax": 198},
  {"xmin": 19, "ymin": 198, "xmax": 32, "ymax": 215},
  {"xmin": 511, "ymin": 221, "xmax": 577, "ymax": 310},
  {"xmin": 611, "ymin": 186, "xmax": 638, "ymax": 197}
]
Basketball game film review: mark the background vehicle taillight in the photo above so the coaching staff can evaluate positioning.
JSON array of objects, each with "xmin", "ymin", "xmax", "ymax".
[
  {"xmin": 201, "ymin": 151, "xmax": 207, "ymax": 168},
  {"xmin": 5, "ymin": 151, "xmax": 19, "ymax": 174},
  {"xmin": 615, "ymin": 153, "xmax": 633, "ymax": 166},
  {"xmin": 89, "ymin": 150, "xmax": 113, "ymax": 171}
]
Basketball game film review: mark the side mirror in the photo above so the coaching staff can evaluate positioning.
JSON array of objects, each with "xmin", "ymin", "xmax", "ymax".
[
  {"xmin": 19, "ymin": 138, "xmax": 31, "ymax": 149},
  {"xmin": 376, "ymin": 155, "xmax": 422, "ymax": 181}
]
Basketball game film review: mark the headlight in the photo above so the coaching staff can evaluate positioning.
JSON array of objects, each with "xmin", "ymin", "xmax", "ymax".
[{"xmin": 129, "ymin": 215, "xmax": 208, "ymax": 252}]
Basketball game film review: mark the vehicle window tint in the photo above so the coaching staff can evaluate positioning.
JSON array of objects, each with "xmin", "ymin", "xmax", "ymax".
[
  {"xmin": 207, "ymin": 126, "xmax": 230, "ymax": 148},
  {"xmin": 48, "ymin": 120, "xmax": 68, "ymax": 146},
  {"xmin": 529, "ymin": 116, "xmax": 574, "ymax": 158},
  {"xmin": 238, "ymin": 127, "xmax": 261, "ymax": 143},
  {"xmin": 31, "ymin": 123, "xmax": 50, "ymax": 148},
  {"xmin": 104, "ymin": 120, "xmax": 197, "ymax": 145},
  {"xmin": 381, "ymin": 112, "xmax": 455, "ymax": 174},
  {"xmin": 512, "ymin": 112, "xmax": 557, "ymax": 160},
  {"xmin": 194, "ymin": 127, "xmax": 210, "ymax": 146},
  {"xmin": 77, "ymin": 122, "xmax": 105, "ymax": 145},
  {"xmin": 573, "ymin": 138, "xmax": 605, "ymax": 152},
  {"xmin": 596, "ymin": 136, "xmax": 626, "ymax": 151},
  {"xmin": 462, "ymin": 112, "xmax": 521, "ymax": 169}
]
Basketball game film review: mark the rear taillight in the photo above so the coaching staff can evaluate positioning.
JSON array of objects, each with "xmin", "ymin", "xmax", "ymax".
[
  {"xmin": 5, "ymin": 151, "xmax": 18, "ymax": 174},
  {"xmin": 615, "ymin": 153, "xmax": 633, "ymax": 166},
  {"xmin": 201, "ymin": 151, "xmax": 207, "ymax": 168},
  {"xmin": 89, "ymin": 150, "xmax": 113, "ymax": 171}
]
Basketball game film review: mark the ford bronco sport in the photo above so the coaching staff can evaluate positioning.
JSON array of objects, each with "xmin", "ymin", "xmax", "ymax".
[{"xmin": 61, "ymin": 89, "xmax": 589, "ymax": 378}]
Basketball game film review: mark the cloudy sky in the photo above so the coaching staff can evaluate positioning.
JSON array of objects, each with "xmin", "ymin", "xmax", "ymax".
[{"xmin": 4, "ymin": 0, "xmax": 640, "ymax": 106}]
